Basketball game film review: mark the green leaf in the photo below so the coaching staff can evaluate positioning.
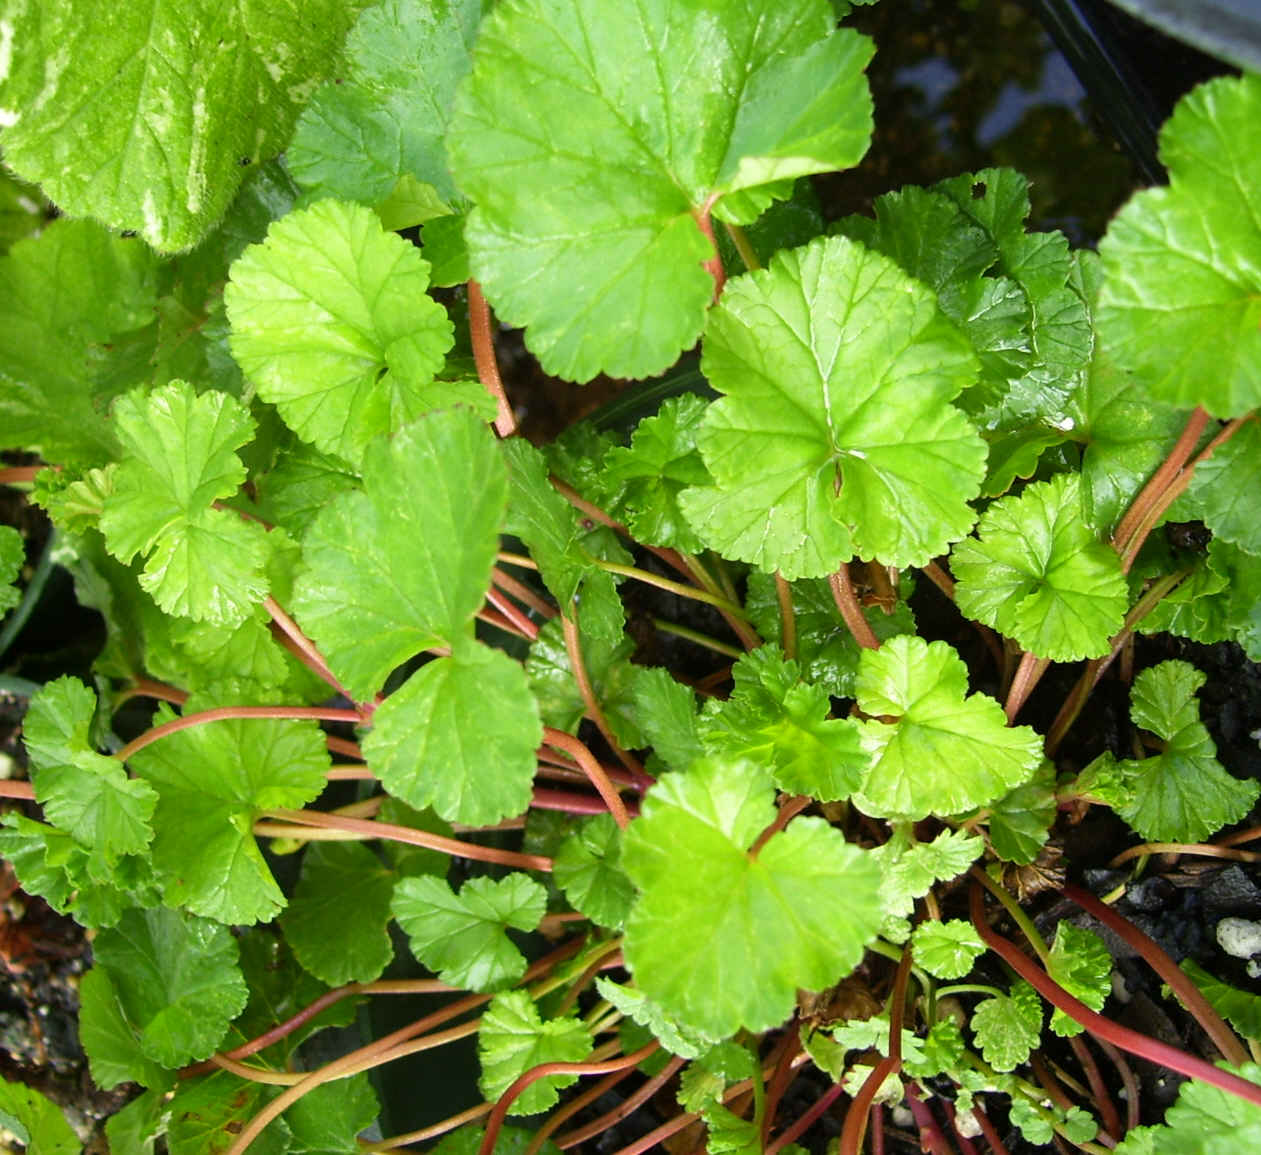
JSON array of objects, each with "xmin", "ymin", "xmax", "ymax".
[
  {"xmin": 698, "ymin": 646, "xmax": 866, "ymax": 801},
  {"xmin": 951, "ymin": 474, "xmax": 1128, "ymax": 660},
  {"xmin": 594, "ymin": 978, "xmax": 715, "ymax": 1060},
  {"xmin": 477, "ymin": 990, "xmax": 591, "ymax": 1116},
  {"xmin": 1180, "ymin": 960, "xmax": 1261, "ymax": 1040},
  {"xmin": 852, "ymin": 636, "xmax": 1043, "ymax": 820},
  {"xmin": 622, "ymin": 758, "xmax": 883, "ymax": 1037},
  {"xmin": 363, "ymin": 644, "xmax": 542, "ymax": 826},
  {"xmin": 1007, "ymin": 1096, "xmax": 1054, "ymax": 1145},
  {"xmin": 0, "ymin": 167, "xmax": 49, "ymax": 254},
  {"xmin": 0, "ymin": 219, "xmax": 156, "ymax": 464},
  {"xmin": 25, "ymin": 676, "xmax": 156, "ymax": 877},
  {"xmin": 971, "ymin": 980, "xmax": 1042, "ymax": 1072},
  {"xmin": 433, "ymin": 1124, "xmax": 562, "ymax": 1155},
  {"xmin": 80, "ymin": 908, "xmax": 248, "ymax": 1084},
  {"xmin": 745, "ymin": 572, "xmax": 916, "ymax": 699},
  {"xmin": 870, "ymin": 829, "xmax": 986, "ymax": 937},
  {"xmin": 0, "ymin": 0, "xmax": 358, "ymax": 251},
  {"xmin": 164, "ymin": 1070, "xmax": 290, "ymax": 1155},
  {"xmin": 986, "ymin": 764, "xmax": 1057, "ymax": 865},
  {"xmin": 681, "ymin": 234, "xmax": 984, "ymax": 576},
  {"xmin": 553, "ymin": 814, "xmax": 634, "ymax": 930},
  {"xmin": 1182, "ymin": 418, "xmax": 1261, "ymax": 556},
  {"xmin": 1098, "ymin": 74, "xmax": 1261, "ymax": 416},
  {"xmin": 280, "ymin": 842, "xmax": 397, "ymax": 986},
  {"xmin": 292, "ymin": 408, "xmax": 506, "ymax": 699},
  {"xmin": 602, "ymin": 396, "xmax": 713, "ymax": 552},
  {"xmin": 392, "ymin": 873, "xmax": 546, "ymax": 992},
  {"xmin": 285, "ymin": 1073, "xmax": 379, "ymax": 1154},
  {"xmin": 130, "ymin": 692, "xmax": 330, "ymax": 924},
  {"xmin": 502, "ymin": 439, "xmax": 626, "ymax": 643},
  {"xmin": 0, "ymin": 525, "xmax": 22, "ymax": 614},
  {"xmin": 447, "ymin": 0, "xmax": 873, "ymax": 380},
  {"xmin": 1111, "ymin": 660, "xmax": 1258, "ymax": 842},
  {"xmin": 1143, "ymin": 1061, "xmax": 1261, "ymax": 1153},
  {"xmin": 287, "ymin": 0, "xmax": 484, "ymax": 208},
  {"xmin": 628, "ymin": 666, "xmax": 703, "ymax": 774},
  {"xmin": 97, "ymin": 382, "xmax": 272, "ymax": 625},
  {"xmin": 911, "ymin": 920, "xmax": 986, "ymax": 980},
  {"xmin": 1047, "ymin": 923, "xmax": 1111, "ymax": 1037},
  {"xmin": 225, "ymin": 200, "xmax": 456, "ymax": 466},
  {"xmin": 0, "ymin": 1079, "xmax": 79, "ymax": 1153}
]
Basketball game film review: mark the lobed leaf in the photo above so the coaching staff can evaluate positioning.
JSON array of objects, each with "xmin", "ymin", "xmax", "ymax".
[
  {"xmin": 681, "ymin": 234, "xmax": 984, "ymax": 576},
  {"xmin": 851, "ymin": 636, "xmax": 1043, "ymax": 820},
  {"xmin": 622, "ymin": 758, "xmax": 883, "ymax": 1037},
  {"xmin": 447, "ymin": 0, "xmax": 874, "ymax": 380},
  {"xmin": 477, "ymin": 990, "xmax": 590, "ymax": 1116},
  {"xmin": 0, "ymin": 0, "xmax": 358, "ymax": 251}
]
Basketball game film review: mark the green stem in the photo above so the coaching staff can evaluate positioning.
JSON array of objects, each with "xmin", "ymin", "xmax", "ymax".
[
  {"xmin": 650, "ymin": 617, "xmax": 743, "ymax": 658},
  {"xmin": 596, "ymin": 559, "xmax": 751, "ymax": 618},
  {"xmin": 935, "ymin": 984, "xmax": 1007, "ymax": 1000},
  {"xmin": 723, "ymin": 222, "xmax": 762, "ymax": 271},
  {"xmin": 971, "ymin": 866, "xmax": 1052, "ymax": 967}
]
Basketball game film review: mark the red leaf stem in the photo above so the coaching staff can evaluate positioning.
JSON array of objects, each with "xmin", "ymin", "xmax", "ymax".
[
  {"xmin": 970, "ymin": 1102, "xmax": 1013, "ymax": 1155},
  {"xmin": 263, "ymin": 596, "xmax": 363, "ymax": 712},
  {"xmin": 970, "ymin": 882, "xmax": 1261, "ymax": 1103},
  {"xmin": 0, "ymin": 465, "xmax": 41, "ymax": 485},
  {"xmin": 1004, "ymin": 650, "xmax": 1049, "ymax": 723},
  {"xmin": 113, "ymin": 703, "xmax": 364, "ymax": 761},
  {"xmin": 904, "ymin": 1084, "xmax": 957, "ymax": 1155},
  {"xmin": 485, "ymin": 586, "xmax": 539, "ymax": 640},
  {"xmin": 477, "ymin": 1041, "xmax": 661, "ymax": 1155},
  {"xmin": 532, "ymin": 785, "xmax": 638, "ymax": 818},
  {"xmin": 553, "ymin": 1054, "xmax": 689, "ymax": 1151},
  {"xmin": 1095, "ymin": 1038, "xmax": 1141, "ymax": 1132},
  {"xmin": 492, "ymin": 566, "xmax": 557, "ymax": 619},
  {"xmin": 940, "ymin": 1096, "xmax": 981, "ymax": 1155},
  {"xmin": 766, "ymin": 1081, "xmax": 848, "ymax": 1155},
  {"xmin": 468, "ymin": 278, "xmax": 517, "ymax": 438},
  {"xmin": 256, "ymin": 806, "xmax": 554, "ymax": 872},
  {"xmin": 542, "ymin": 726, "xmax": 632, "ymax": 829},
  {"xmin": 829, "ymin": 564, "xmax": 880, "ymax": 651},
  {"xmin": 1068, "ymin": 1034, "xmax": 1121, "ymax": 1142},
  {"xmin": 0, "ymin": 780, "xmax": 34, "ymax": 800},
  {"xmin": 1058, "ymin": 883, "xmax": 1249, "ymax": 1067}
]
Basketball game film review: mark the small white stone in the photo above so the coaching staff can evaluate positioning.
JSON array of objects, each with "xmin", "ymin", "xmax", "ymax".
[
  {"xmin": 954, "ymin": 1108, "xmax": 983, "ymax": 1139},
  {"xmin": 1216, "ymin": 917, "xmax": 1261, "ymax": 959}
]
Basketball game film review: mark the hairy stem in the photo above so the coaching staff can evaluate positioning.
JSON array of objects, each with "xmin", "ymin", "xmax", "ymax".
[
  {"xmin": 829, "ymin": 564, "xmax": 879, "ymax": 650},
  {"xmin": 468, "ymin": 278, "xmax": 516, "ymax": 437}
]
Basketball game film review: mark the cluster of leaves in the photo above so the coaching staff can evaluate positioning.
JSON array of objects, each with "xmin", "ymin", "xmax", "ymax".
[{"xmin": 0, "ymin": 0, "xmax": 1259, "ymax": 1151}]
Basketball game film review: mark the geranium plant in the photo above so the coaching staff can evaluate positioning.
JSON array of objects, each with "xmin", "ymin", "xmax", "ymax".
[{"xmin": 0, "ymin": 0, "xmax": 1259, "ymax": 1152}]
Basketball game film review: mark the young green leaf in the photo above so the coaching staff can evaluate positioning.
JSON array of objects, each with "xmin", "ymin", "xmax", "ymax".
[
  {"xmin": 1180, "ymin": 418, "xmax": 1261, "ymax": 556},
  {"xmin": 0, "ymin": 0, "xmax": 357, "ymax": 250},
  {"xmin": 163, "ymin": 1069, "xmax": 290, "ymax": 1155},
  {"xmin": 280, "ymin": 842, "xmax": 398, "ymax": 986},
  {"xmin": 628, "ymin": 666, "xmax": 703, "ymax": 774},
  {"xmin": 80, "ymin": 907, "xmax": 248, "ymax": 1084},
  {"xmin": 1109, "ymin": 660, "xmax": 1259, "ymax": 843},
  {"xmin": 97, "ymin": 382, "xmax": 272, "ymax": 625},
  {"xmin": 985, "ymin": 764, "xmax": 1057, "ymax": 865},
  {"xmin": 292, "ymin": 407, "xmax": 507, "ymax": 699},
  {"xmin": 622, "ymin": 758, "xmax": 883, "ymax": 1037},
  {"xmin": 1129, "ymin": 1061, "xmax": 1261, "ymax": 1153},
  {"xmin": 951, "ymin": 473, "xmax": 1128, "ymax": 660},
  {"xmin": 870, "ymin": 828, "xmax": 986, "ymax": 939},
  {"xmin": 594, "ymin": 978, "xmax": 716, "ymax": 1061},
  {"xmin": 698, "ymin": 646, "xmax": 866, "ymax": 801},
  {"xmin": 392, "ymin": 873, "xmax": 546, "ymax": 992},
  {"xmin": 129, "ymin": 691, "xmax": 330, "ymax": 925},
  {"xmin": 478, "ymin": 990, "xmax": 591, "ymax": 1116},
  {"xmin": 1098, "ymin": 73, "xmax": 1261, "ymax": 416},
  {"xmin": 601, "ymin": 395, "xmax": 713, "ymax": 552},
  {"xmin": 24, "ymin": 676, "xmax": 157, "ymax": 878},
  {"xmin": 554, "ymin": 814, "xmax": 634, "ymax": 930},
  {"xmin": 0, "ymin": 1079, "xmax": 80, "ymax": 1154},
  {"xmin": 363, "ymin": 644, "xmax": 542, "ymax": 826},
  {"xmin": 911, "ymin": 920, "xmax": 987, "ymax": 980},
  {"xmin": 1047, "ymin": 922, "xmax": 1112, "ymax": 1037},
  {"xmin": 288, "ymin": 0, "xmax": 484, "ymax": 210},
  {"xmin": 971, "ymin": 980, "xmax": 1042, "ymax": 1072},
  {"xmin": 851, "ymin": 636, "xmax": 1043, "ymax": 820},
  {"xmin": 448, "ymin": 0, "xmax": 874, "ymax": 381},
  {"xmin": 225, "ymin": 200, "xmax": 455, "ymax": 466},
  {"xmin": 433, "ymin": 1124, "xmax": 563, "ymax": 1155},
  {"xmin": 1180, "ymin": 960, "xmax": 1261, "ymax": 1040},
  {"xmin": 680, "ymin": 235, "xmax": 984, "ymax": 577}
]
